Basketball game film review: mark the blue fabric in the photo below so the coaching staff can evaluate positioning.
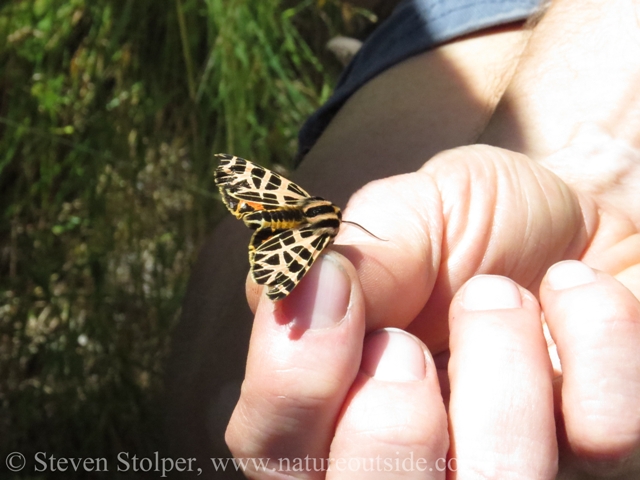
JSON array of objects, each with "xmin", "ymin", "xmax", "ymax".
[{"xmin": 296, "ymin": 0, "xmax": 544, "ymax": 162}]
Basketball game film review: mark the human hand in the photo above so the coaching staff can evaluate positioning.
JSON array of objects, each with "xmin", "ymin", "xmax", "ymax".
[
  {"xmin": 235, "ymin": 140, "xmax": 639, "ymax": 475},
  {"xmin": 229, "ymin": 248, "xmax": 639, "ymax": 479},
  {"xmin": 337, "ymin": 138, "xmax": 640, "ymax": 474}
]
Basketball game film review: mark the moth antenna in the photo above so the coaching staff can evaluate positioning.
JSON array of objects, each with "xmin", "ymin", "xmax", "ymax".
[{"xmin": 342, "ymin": 220, "xmax": 388, "ymax": 241}]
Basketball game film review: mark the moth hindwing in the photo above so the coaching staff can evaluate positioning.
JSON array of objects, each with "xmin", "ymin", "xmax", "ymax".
[{"xmin": 214, "ymin": 154, "xmax": 342, "ymax": 300}]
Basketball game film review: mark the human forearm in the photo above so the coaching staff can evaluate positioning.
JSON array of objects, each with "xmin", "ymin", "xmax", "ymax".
[{"xmin": 480, "ymin": 0, "xmax": 640, "ymax": 161}]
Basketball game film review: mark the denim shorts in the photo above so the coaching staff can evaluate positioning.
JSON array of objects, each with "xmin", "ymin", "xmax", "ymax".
[{"xmin": 297, "ymin": 0, "xmax": 544, "ymax": 162}]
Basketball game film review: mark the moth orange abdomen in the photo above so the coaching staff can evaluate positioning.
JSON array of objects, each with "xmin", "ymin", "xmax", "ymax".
[{"xmin": 242, "ymin": 207, "xmax": 306, "ymax": 231}]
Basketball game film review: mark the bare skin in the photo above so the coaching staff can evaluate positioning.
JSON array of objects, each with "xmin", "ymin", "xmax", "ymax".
[{"xmin": 169, "ymin": 0, "xmax": 640, "ymax": 478}]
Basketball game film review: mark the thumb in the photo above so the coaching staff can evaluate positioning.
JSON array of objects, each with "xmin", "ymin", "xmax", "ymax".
[{"xmin": 334, "ymin": 144, "xmax": 592, "ymax": 351}]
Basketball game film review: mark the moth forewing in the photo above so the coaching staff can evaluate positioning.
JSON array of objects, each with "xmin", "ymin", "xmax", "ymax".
[{"xmin": 215, "ymin": 154, "xmax": 310, "ymax": 206}]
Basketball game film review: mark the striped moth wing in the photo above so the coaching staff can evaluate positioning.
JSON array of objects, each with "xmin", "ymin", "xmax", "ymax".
[{"xmin": 214, "ymin": 154, "xmax": 340, "ymax": 300}]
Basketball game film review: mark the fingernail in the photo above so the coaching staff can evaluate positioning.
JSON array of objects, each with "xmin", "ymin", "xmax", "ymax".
[
  {"xmin": 547, "ymin": 260, "xmax": 597, "ymax": 290},
  {"xmin": 361, "ymin": 328, "xmax": 427, "ymax": 382},
  {"xmin": 462, "ymin": 275, "xmax": 522, "ymax": 310},
  {"xmin": 281, "ymin": 252, "xmax": 351, "ymax": 329}
]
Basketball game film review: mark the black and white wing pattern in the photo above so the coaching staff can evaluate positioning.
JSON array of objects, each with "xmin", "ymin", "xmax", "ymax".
[{"xmin": 214, "ymin": 154, "xmax": 341, "ymax": 300}]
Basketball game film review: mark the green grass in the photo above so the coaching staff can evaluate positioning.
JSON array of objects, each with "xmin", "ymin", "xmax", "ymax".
[{"xmin": 0, "ymin": 0, "xmax": 374, "ymax": 476}]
